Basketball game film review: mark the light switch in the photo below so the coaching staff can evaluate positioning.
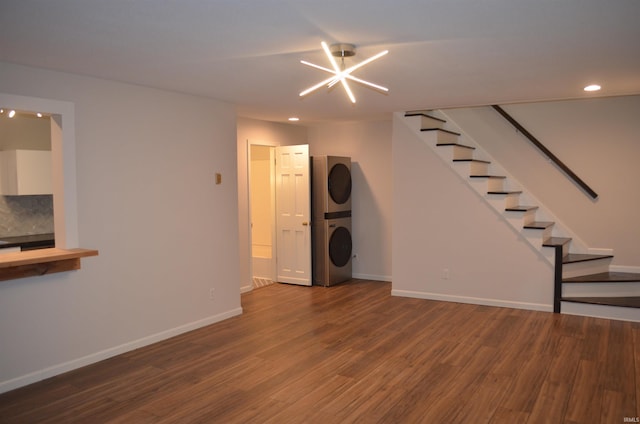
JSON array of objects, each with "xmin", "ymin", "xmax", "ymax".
[{"xmin": 215, "ymin": 173, "xmax": 222, "ymax": 185}]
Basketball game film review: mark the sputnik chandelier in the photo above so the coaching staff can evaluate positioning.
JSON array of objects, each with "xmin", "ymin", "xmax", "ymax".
[{"xmin": 299, "ymin": 41, "xmax": 389, "ymax": 103}]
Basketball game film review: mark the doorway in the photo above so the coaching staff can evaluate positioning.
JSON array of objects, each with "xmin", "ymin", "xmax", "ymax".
[
  {"xmin": 249, "ymin": 144, "xmax": 276, "ymax": 288},
  {"xmin": 248, "ymin": 142, "xmax": 312, "ymax": 288}
]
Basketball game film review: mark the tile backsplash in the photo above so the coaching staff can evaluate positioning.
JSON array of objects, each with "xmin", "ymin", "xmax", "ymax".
[{"xmin": 0, "ymin": 195, "xmax": 54, "ymax": 236}]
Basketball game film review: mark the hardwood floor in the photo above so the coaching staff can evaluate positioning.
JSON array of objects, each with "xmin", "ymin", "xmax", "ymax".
[{"xmin": 1, "ymin": 279, "xmax": 638, "ymax": 423}]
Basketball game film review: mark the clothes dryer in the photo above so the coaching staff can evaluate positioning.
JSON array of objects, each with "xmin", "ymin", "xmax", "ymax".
[
  {"xmin": 312, "ymin": 216, "xmax": 352, "ymax": 286},
  {"xmin": 312, "ymin": 156, "xmax": 351, "ymax": 218}
]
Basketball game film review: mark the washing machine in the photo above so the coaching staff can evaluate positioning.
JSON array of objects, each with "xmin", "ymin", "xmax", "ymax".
[
  {"xmin": 312, "ymin": 216, "xmax": 352, "ymax": 286},
  {"xmin": 312, "ymin": 156, "xmax": 352, "ymax": 218}
]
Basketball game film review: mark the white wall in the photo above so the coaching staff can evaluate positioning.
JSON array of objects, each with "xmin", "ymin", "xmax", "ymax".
[
  {"xmin": 444, "ymin": 96, "xmax": 640, "ymax": 268},
  {"xmin": 392, "ymin": 113, "xmax": 553, "ymax": 310},
  {"xmin": 307, "ymin": 119, "xmax": 393, "ymax": 281},
  {"xmin": 0, "ymin": 62, "xmax": 241, "ymax": 392}
]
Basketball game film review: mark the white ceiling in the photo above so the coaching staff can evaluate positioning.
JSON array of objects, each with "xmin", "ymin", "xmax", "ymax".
[{"xmin": 1, "ymin": 0, "xmax": 639, "ymax": 123}]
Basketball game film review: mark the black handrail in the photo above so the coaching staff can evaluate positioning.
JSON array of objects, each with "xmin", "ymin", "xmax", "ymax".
[{"xmin": 491, "ymin": 105, "xmax": 598, "ymax": 199}]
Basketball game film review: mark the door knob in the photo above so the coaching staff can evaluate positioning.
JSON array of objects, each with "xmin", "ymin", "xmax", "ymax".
[{"xmin": 302, "ymin": 222, "xmax": 309, "ymax": 226}]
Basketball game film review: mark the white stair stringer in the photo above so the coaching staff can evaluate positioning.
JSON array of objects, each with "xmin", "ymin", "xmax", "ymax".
[{"xmin": 400, "ymin": 110, "xmax": 591, "ymax": 267}]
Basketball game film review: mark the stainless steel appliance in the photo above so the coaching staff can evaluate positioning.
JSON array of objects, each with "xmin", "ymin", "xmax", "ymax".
[
  {"xmin": 311, "ymin": 156, "xmax": 352, "ymax": 286},
  {"xmin": 312, "ymin": 155, "xmax": 352, "ymax": 216}
]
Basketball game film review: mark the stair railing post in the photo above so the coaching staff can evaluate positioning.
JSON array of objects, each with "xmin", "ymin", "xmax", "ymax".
[{"xmin": 553, "ymin": 247, "xmax": 563, "ymax": 313}]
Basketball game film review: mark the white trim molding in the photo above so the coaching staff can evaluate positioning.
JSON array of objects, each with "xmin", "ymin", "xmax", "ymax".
[
  {"xmin": 352, "ymin": 273, "xmax": 392, "ymax": 282},
  {"xmin": 391, "ymin": 289, "xmax": 552, "ymax": 313}
]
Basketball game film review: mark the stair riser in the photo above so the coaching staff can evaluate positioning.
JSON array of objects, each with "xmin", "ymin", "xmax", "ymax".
[
  {"xmin": 436, "ymin": 144, "xmax": 475, "ymax": 160},
  {"xmin": 563, "ymin": 282, "xmax": 640, "ymax": 297},
  {"xmin": 452, "ymin": 147, "xmax": 475, "ymax": 160},
  {"xmin": 404, "ymin": 114, "xmax": 430, "ymax": 132},
  {"xmin": 486, "ymin": 193, "xmax": 521, "ymax": 209},
  {"xmin": 561, "ymin": 301, "xmax": 640, "ymax": 322},
  {"xmin": 419, "ymin": 115, "xmax": 444, "ymax": 129},
  {"xmin": 504, "ymin": 194, "xmax": 521, "ymax": 209},
  {"xmin": 522, "ymin": 227, "xmax": 553, "ymax": 242},
  {"xmin": 453, "ymin": 162, "xmax": 490, "ymax": 177},
  {"xmin": 469, "ymin": 178, "xmax": 505, "ymax": 196},
  {"xmin": 562, "ymin": 258, "xmax": 612, "ymax": 279},
  {"xmin": 486, "ymin": 178, "xmax": 505, "ymax": 192},
  {"xmin": 503, "ymin": 210, "xmax": 537, "ymax": 228},
  {"xmin": 422, "ymin": 130, "xmax": 459, "ymax": 144},
  {"xmin": 435, "ymin": 131, "xmax": 459, "ymax": 144},
  {"xmin": 465, "ymin": 161, "xmax": 489, "ymax": 175}
]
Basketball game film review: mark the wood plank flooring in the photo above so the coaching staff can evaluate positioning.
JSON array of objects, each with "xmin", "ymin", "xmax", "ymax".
[{"xmin": 1, "ymin": 279, "xmax": 638, "ymax": 423}]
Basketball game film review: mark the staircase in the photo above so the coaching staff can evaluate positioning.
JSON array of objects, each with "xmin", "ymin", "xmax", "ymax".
[{"xmin": 403, "ymin": 110, "xmax": 640, "ymax": 322}]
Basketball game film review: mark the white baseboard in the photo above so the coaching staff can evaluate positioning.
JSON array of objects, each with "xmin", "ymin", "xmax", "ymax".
[
  {"xmin": 391, "ymin": 289, "xmax": 552, "ymax": 313},
  {"xmin": 0, "ymin": 307, "xmax": 243, "ymax": 394},
  {"xmin": 610, "ymin": 264, "xmax": 640, "ymax": 273},
  {"xmin": 352, "ymin": 273, "xmax": 392, "ymax": 282},
  {"xmin": 588, "ymin": 247, "xmax": 614, "ymax": 256},
  {"xmin": 240, "ymin": 284, "xmax": 253, "ymax": 293}
]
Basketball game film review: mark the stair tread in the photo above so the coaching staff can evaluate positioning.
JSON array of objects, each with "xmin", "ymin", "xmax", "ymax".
[
  {"xmin": 562, "ymin": 296, "xmax": 640, "ymax": 308},
  {"xmin": 505, "ymin": 206, "xmax": 539, "ymax": 212},
  {"xmin": 421, "ymin": 128, "xmax": 461, "ymax": 136},
  {"xmin": 453, "ymin": 159, "xmax": 491, "ymax": 164},
  {"xmin": 487, "ymin": 190, "xmax": 523, "ymax": 195},
  {"xmin": 563, "ymin": 271, "xmax": 640, "ymax": 283},
  {"xmin": 436, "ymin": 143, "xmax": 476, "ymax": 150},
  {"xmin": 470, "ymin": 175, "xmax": 506, "ymax": 179},
  {"xmin": 524, "ymin": 221, "xmax": 555, "ymax": 229},
  {"xmin": 404, "ymin": 112, "xmax": 446, "ymax": 122},
  {"xmin": 563, "ymin": 253, "xmax": 614, "ymax": 264},
  {"xmin": 543, "ymin": 237, "xmax": 572, "ymax": 247}
]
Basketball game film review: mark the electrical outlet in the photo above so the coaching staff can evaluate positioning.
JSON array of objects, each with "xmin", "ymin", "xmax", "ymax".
[
  {"xmin": 442, "ymin": 268, "xmax": 450, "ymax": 280},
  {"xmin": 209, "ymin": 288, "xmax": 215, "ymax": 300}
]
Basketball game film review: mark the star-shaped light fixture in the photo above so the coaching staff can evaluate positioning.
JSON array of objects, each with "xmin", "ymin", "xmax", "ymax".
[{"xmin": 299, "ymin": 41, "xmax": 389, "ymax": 103}]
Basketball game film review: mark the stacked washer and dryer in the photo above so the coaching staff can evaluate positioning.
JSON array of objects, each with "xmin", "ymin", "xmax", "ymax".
[{"xmin": 311, "ymin": 156, "xmax": 353, "ymax": 286}]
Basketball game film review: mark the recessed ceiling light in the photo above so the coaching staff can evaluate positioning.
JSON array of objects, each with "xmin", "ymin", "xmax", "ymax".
[
  {"xmin": 8, "ymin": 110, "xmax": 16, "ymax": 118},
  {"xmin": 288, "ymin": 117, "xmax": 300, "ymax": 122},
  {"xmin": 584, "ymin": 84, "xmax": 601, "ymax": 92}
]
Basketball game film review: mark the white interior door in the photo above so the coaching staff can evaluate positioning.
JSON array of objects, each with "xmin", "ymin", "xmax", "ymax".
[{"xmin": 275, "ymin": 144, "xmax": 311, "ymax": 285}]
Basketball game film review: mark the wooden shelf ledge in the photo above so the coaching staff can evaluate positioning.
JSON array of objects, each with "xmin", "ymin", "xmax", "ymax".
[{"xmin": 0, "ymin": 248, "xmax": 98, "ymax": 282}]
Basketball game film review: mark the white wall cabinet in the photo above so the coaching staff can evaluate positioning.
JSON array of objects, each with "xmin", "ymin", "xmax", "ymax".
[{"xmin": 0, "ymin": 150, "xmax": 52, "ymax": 195}]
